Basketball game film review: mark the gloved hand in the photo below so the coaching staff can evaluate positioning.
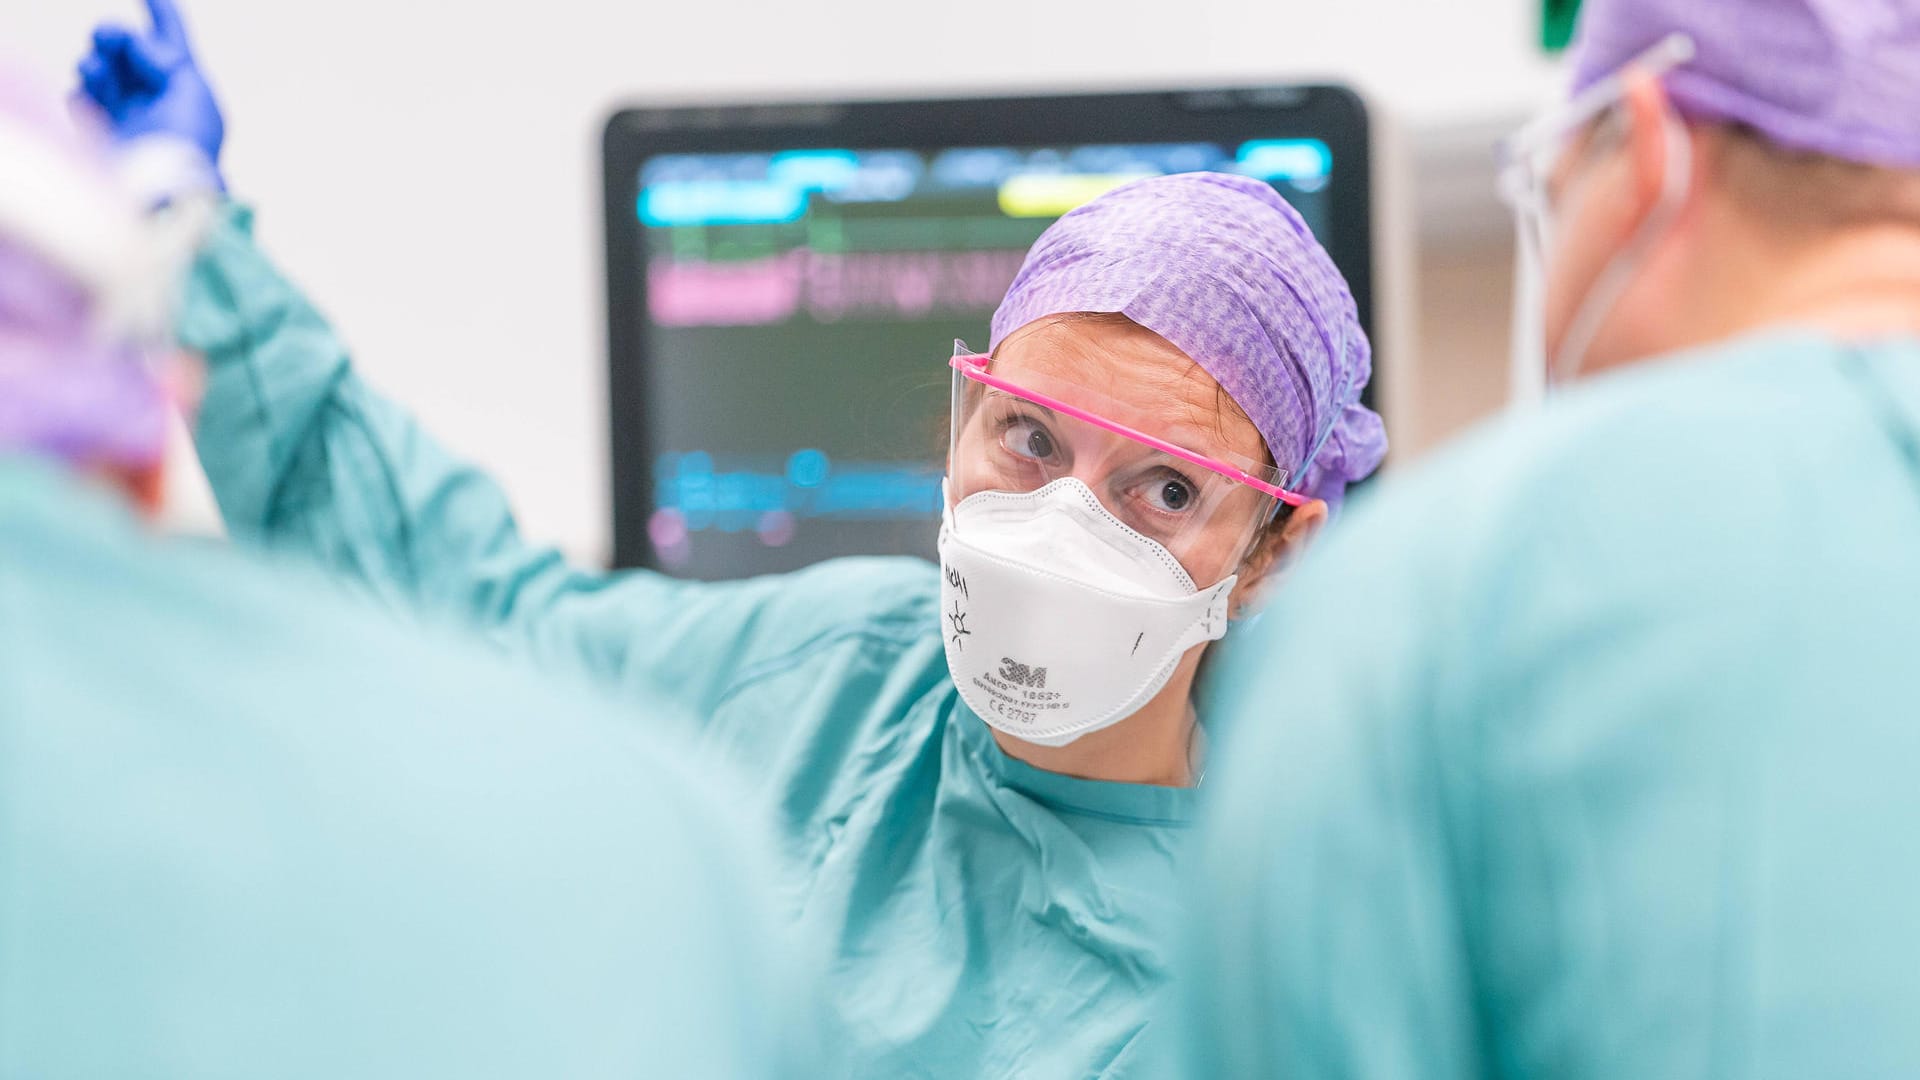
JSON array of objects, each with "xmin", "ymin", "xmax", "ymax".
[{"xmin": 76, "ymin": 0, "xmax": 225, "ymax": 188}]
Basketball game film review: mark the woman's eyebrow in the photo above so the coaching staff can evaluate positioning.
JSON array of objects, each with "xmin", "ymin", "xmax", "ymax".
[
  {"xmin": 986, "ymin": 389, "xmax": 1057, "ymax": 420},
  {"xmin": 988, "ymin": 387, "xmax": 1254, "ymax": 470}
]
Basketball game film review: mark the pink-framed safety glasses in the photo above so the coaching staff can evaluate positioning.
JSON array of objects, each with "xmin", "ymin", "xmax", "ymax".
[{"xmin": 950, "ymin": 352, "xmax": 1306, "ymax": 505}]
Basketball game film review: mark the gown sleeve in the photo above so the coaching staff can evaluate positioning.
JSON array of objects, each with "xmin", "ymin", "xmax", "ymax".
[{"xmin": 175, "ymin": 202, "xmax": 928, "ymax": 719}]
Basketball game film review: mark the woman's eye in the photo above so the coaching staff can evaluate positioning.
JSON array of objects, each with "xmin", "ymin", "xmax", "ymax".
[
  {"xmin": 1000, "ymin": 419, "xmax": 1057, "ymax": 462},
  {"xmin": 1142, "ymin": 474, "xmax": 1196, "ymax": 513}
]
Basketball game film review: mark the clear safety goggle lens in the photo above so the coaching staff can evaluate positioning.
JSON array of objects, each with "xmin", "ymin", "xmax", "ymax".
[{"xmin": 946, "ymin": 341, "xmax": 1287, "ymax": 589}]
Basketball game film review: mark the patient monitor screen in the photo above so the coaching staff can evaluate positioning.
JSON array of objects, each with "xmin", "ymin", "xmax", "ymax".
[{"xmin": 626, "ymin": 140, "xmax": 1340, "ymax": 579}]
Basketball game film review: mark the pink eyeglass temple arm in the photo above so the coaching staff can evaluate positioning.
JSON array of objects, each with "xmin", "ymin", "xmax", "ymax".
[{"xmin": 950, "ymin": 354, "xmax": 1309, "ymax": 507}]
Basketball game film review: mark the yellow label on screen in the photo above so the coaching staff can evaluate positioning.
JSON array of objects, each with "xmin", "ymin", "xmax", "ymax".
[{"xmin": 997, "ymin": 174, "xmax": 1154, "ymax": 218}]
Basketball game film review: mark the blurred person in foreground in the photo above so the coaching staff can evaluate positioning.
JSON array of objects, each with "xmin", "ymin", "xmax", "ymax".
[
  {"xmin": 1180, "ymin": 0, "xmax": 1920, "ymax": 1076},
  {"xmin": 0, "ymin": 62, "xmax": 810, "ymax": 1079}
]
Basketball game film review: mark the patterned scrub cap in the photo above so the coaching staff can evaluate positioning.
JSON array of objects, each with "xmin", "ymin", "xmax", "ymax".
[{"xmin": 990, "ymin": 172, "xmax": 1386, "ymax": 510}]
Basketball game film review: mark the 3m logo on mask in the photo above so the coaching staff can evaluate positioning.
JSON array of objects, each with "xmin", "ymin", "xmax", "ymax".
[{"xmin": 998, "ymin": 658, "xmax": 1048, "ymax": 689}]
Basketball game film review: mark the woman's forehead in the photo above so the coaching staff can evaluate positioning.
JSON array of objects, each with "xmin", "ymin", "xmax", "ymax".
[{"xmin": 991, "ymin": 316, "xmax": 1267, "ymax": 463}]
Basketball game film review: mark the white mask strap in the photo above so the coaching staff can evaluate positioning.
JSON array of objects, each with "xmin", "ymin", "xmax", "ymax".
[{"xmin": 1551, "ymin": 104, "xmax": 1693, "ymax": 383}]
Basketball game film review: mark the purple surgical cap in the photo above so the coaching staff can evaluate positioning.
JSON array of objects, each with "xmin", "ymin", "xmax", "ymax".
[
  {"xmin": 1571, "ymin": 0, "xmax": 1920, "ymax": 169},
  {"xmin": 0, "ymin": 64, "xmax": 168, "ymax": 469},
  {"xmin": 989, "ymin": 172, "xmax": 1386, "ymax": 511}
]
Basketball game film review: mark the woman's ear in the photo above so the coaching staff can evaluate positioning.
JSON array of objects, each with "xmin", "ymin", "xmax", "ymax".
[{"xmin": 1228, "ymin": 499, "xmax": 1328, "ymax": 618}]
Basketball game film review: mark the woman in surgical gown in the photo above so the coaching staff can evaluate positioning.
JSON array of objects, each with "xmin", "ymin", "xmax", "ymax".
[{"xmin": 76, "ymin": 7, "xmax": 1385, "ymax": 1074}]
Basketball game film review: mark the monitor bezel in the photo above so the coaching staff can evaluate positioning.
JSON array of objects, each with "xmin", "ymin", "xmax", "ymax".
[{"xmin": 603, "ymin": 84, "xmax": 1374, "ymax": 570}]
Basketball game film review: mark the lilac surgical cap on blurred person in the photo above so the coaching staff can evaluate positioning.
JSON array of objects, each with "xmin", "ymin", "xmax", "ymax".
[
  {"xmin": 1571, "ymin": 0, "xmax": 1920, "ymax": 169},
  {"xmin": 0, "ymin": 65, "xmax": 170, "ymax": 469},
  {"xmin": 989, "ymin": 172, "xmax": 1387, "ymax": 512}
]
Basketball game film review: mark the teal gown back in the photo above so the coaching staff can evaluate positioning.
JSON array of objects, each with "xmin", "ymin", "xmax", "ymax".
[
  {"xmin": 0, "ymin": 459, "xmax": 809, "ymax": 1078},
  {"xmin": 1182, "ymin": 334, "xmax": 1920, "ymax": 1079}
]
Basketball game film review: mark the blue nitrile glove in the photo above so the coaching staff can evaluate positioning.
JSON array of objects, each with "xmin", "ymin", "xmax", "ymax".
[{"xmin": 76, "ymin": 0, "xmax": 225, "ymax": 189}]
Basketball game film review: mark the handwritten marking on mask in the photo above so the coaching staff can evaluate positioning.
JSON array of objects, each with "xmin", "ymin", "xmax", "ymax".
[{"xmin": 946, "ymin": 568, "xmax": 972, "ymax": 651}]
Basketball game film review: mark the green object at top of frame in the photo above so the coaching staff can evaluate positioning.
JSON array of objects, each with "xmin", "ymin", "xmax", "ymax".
[{"xmin": 1544, "ymin": 0, "xmax": 1582, "ymax": 51}]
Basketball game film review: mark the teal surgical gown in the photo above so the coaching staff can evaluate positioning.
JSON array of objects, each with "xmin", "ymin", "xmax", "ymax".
[
  {"xmin": 177, "ymin": 204, "xmax": 1194, "ymax": 1078},
  {"xmin": 0, "ymin": 458, "xmax": 808, "ymax": 1078},
  {"xmin": 1181, "ymin": 333, "xmax": 1920, "ymax": 1078}
]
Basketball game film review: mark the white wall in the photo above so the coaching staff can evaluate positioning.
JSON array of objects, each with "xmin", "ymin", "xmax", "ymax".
[{"xmin": 15, "ymin": 0, "xmax": 1561, "ymax": 562}]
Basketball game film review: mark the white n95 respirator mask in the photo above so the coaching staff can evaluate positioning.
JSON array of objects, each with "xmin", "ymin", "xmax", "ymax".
[{"xmin": 937, "ymin": 478, "xmax": 1237, "ymax": 747}]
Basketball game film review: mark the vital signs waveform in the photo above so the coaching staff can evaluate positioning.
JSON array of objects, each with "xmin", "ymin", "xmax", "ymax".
[
  {"xmin": 648, "ymin": 249, "xmax": 1030, "ymax": 328},
  {"xmin": 646, "ymin": 449, "xmax": 943, "ymax": 567}
]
